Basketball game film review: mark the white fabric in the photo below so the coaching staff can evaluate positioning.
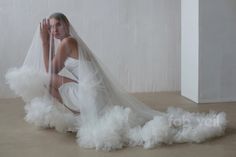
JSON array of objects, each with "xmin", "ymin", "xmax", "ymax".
[
  {"xmin": 58, "ymin": 57, "xmax": 80, "ymax": 111},
  {"xmin": 5, "ymin": 23, "xmax": 227, "ymax": 151}
]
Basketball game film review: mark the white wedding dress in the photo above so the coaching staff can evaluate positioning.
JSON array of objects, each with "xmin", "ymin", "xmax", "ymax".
[
  {"xmin": 5, "ymin": 25, "xmax": 227, "ymax": 151},
  {"xmin": 58, "ymin": 57, "xmax": 81, "ymax": 112}
]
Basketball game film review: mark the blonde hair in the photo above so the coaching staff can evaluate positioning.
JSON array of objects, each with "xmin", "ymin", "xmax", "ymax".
[{"xmin": 49, "ymin": 12, "xmax": 70, "ymax": 26}]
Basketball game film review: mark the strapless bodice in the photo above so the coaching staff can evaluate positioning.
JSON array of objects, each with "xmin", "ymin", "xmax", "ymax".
[{"xmin": 64, "ymin": 57, "xmax": 79, "ymax": 79}]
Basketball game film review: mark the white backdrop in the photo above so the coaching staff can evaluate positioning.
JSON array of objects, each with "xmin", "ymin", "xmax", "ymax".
[
  {"xmin": 199, "ymin": 0, "xmax": 236, "ymax": 102},
  {"xmin": 181, "ymin": 0, "xmax": 236, "ymax": 103},
  {"xmin": 0, "ymin": 0, "xmax": 181, "ymax": 98}
]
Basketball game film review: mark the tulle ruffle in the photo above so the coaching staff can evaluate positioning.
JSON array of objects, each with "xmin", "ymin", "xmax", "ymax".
[
  {"xmin": 77, "ymin": 105, "xmax": 226, "ymax": 150},
  {"xmin": 5, "ymin": 66, "xmax": 227, "ymax": 151},
  {"xmin": 5, "ymin": 66, "xmax": 49, "ymax": 101}
]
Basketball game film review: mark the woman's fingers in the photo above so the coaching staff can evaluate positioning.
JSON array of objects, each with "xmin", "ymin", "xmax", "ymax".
[
  {"xmin": 40, "ymin": 18, "xmax": 49, "ymax": 31},
  {"xmin": 43, "ymin": 19, "xmax": 46, "ymax": 28},
  {"xmin": 47, "ymin": 19, "xmax": 51, "ymax": 34},
  {"xmin": 39, "ymin": 18, "xmax": 50, "ymax": 43},
  {"xmin": 47, "ymin": 19, "xmax": 50, "ymax": 26}
]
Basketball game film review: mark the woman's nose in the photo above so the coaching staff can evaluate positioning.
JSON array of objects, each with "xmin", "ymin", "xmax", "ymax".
[{"xmin": 51, "ymin": 26, "xmax": 57, "ymax": 33}]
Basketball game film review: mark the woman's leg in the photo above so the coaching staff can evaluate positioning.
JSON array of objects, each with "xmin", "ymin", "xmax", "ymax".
[
  {"xmin": 50, "ymin": 74, "xmax": 77, "ymax": 89},
  {"xmin": 49, "ymin": 85, "xmax": 63, "ymax": 103},
  {"xmin": 49, "ymin": 74, "xmax": 80, "ymax": 114}
]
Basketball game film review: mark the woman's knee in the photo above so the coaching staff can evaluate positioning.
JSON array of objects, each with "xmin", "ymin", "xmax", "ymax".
[
  {"xmin": 49, "ymin": 86, "xmax": 62, "ymax": 102},
  {"xmin": 50, "ymin": 75, "xmax": 64, "ymax": 89},
  {"xmin": 50, "ymin": 74, "xmax": 77, "ymax": 89}
]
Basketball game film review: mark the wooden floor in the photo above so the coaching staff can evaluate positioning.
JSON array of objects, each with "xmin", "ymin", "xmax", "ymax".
[{"xmin": 0, "ymin": 92, "xmax": 235, "ymax": 157}]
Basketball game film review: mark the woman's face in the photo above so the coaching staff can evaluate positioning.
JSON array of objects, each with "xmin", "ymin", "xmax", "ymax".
[{"xmin": 49, "ymin": 18, "xmax": 69, "ymax": 40}]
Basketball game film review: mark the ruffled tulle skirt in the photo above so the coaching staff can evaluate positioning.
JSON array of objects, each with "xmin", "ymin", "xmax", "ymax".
[{"xmin": 5, "ymin": 66, "xmax": 227, "ymax": 151}]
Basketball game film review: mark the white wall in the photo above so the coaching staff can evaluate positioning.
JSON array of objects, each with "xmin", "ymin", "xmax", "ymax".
[
  {"xmin": 181, "ymin": 0, "xmax": 199, "ymax": 102},
  {"xmin": 181, "ymin": 0, "xmax": 236, "ymax": 103},
  {"xmin": 0, "ymin": 0, "xmax": 181, "ymax": 98},
  {"xmin": 199, "ymin": 0, "xmax": 236, "ymax": 102}
]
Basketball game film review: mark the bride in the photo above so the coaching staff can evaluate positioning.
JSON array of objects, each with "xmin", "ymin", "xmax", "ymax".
[
  {"xmin": 40, "ymin": 13, "xmax": 80, "ymax": 114},
  {"xmin": 6, "ymin": 12, "xmax": 227, "ymax": 151}
]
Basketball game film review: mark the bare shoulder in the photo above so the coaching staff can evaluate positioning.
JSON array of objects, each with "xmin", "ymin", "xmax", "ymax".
[
  {"xmin": 60, "ymin": 37, "xmax": 79, "ymax": 58},
  {"xmin": 61, "ymin": 37, "xmax": 78, "ymax": 48}
]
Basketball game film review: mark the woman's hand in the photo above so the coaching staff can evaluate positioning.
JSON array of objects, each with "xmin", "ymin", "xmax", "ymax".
[
  {"xmin": 40, "ymin": 18, "xmax": 53, "ymax": 71},
  {"xmin": 40, "ymin": 18, "xmax": 50, "ymax": 45}
]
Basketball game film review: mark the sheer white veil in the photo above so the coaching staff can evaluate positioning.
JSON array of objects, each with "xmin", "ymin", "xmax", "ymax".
[
  {"xmin": 5, "ymin": 14, "xmax": 226, "ymax": 150},
  {"xmin": 68, "ymin": 24, "xmax": 164, "ymax": 125},
  {"xmin": 10, "ymin": 16, "xmax": 164, "ymax": 125}
]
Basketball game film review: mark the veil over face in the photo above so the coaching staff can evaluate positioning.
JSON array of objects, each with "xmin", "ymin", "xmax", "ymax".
[
  {"xmin": 49, "ymin": 18, "xmax": 69, "ymax": 40},
  {"xmin": 5, "ymin": 13, "xmax": 227, "ymax": 151}
]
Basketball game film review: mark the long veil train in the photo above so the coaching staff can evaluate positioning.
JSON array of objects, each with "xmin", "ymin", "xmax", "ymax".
[{"xmin": 5, "ymin": 21, "xmax": 227, "ymax": 151}]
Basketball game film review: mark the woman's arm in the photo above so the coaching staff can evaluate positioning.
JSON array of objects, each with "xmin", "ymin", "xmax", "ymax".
[
  {"xmin": 40, "ymin": 19, "xmax": 54, "ymax": 72},
  {"xmin": 51, "ymin": 38, "xmax": 76, "ymax": 74},
  {"xmin": 51, "ymin": 41, "xmax": 68, "ymax": 74}
]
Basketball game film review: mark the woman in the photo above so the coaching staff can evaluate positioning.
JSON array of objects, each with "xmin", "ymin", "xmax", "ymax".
[
  {"xmin": 6, "ymin": 12, "xmax": 227, "ymax": 151},
  {"xmin": 40, "ymin": 13, "xmax": 80, "ymax": 114}
]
